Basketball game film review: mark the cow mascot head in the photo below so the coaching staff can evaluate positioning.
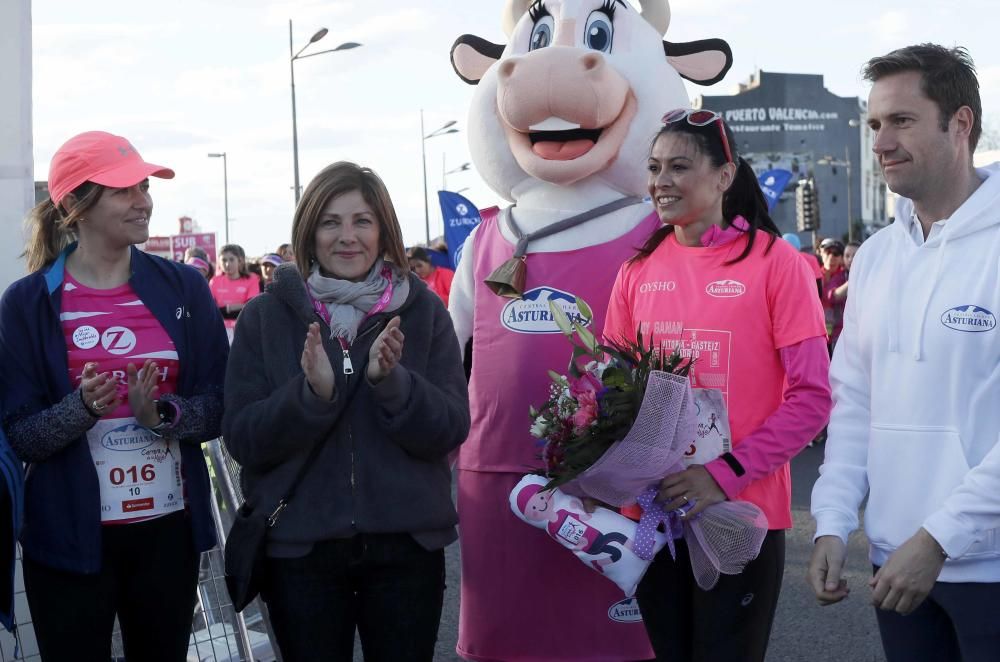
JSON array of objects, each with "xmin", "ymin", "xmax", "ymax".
[{"xmin": 451, "ymin": 0, "xmax": 732, "ymax": 202}]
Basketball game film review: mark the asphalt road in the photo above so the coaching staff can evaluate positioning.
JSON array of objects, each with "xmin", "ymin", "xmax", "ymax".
[{"xmin": 356, "ymin": 443, "xmax": 886, "ymax": 661}]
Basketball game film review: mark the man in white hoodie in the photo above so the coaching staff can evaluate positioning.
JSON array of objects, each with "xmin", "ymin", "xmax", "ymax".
[{"xmin": 808, "ymin": 43, "xmax": 1000, "ymax": 661}]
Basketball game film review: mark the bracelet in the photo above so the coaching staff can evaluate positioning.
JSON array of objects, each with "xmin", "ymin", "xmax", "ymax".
[{"xmin": 147, "ymin": 399, "xmax": 181, "ymax": 437}]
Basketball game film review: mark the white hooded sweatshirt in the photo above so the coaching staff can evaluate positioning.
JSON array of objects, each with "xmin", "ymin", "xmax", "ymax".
[{"xmin": 811, "ymin": 163, "xmax": 1000, "ymax": 582}]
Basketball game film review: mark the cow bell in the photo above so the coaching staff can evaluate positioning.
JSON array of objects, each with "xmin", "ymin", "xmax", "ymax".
[{"xmin": 485, "ymin": 255, "xmax": 527, "ymax": 299}]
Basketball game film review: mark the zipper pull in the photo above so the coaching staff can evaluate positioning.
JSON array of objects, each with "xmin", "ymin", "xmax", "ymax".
[{"xmin": 342, "ymin": 350, "xmax": 355, "ymax": 375}]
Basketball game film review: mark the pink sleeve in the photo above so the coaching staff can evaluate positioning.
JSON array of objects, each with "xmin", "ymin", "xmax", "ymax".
[
  {"xmin": 705, "ymin": 335, "xmax": 832, "ymax": 498},
  {"xmin": 823, "ymin": 271, "xmax": 846, "ymax": 307},
  {"xmin": 601, "ymin": 263, "xmax": 634, "ymax": 345}
]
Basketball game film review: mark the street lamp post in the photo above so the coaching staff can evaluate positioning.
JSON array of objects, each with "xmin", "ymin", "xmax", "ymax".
[
  {"xmin": 207, "ymin": 152, "xmax": 229, "ymax": 244},
  {"xmin": 818, "ymin": 119, "xmax": 861, "ymax": 243},
  {"xmin": 846, "ymin": 118, "xmax": 860, "ymax": 243},
  {"xmin": 421, "ymin": 111, "xmax": 459, "ymax": 244},
  {"xmin": 289, "ymin": 20, "xmax": 361, "ymax": 205}
]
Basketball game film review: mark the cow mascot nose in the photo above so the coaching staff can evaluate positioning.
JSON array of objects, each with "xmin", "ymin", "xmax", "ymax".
[{"xmin": 446, "ymin": 1, "xmax": 733, "ymax": 660}]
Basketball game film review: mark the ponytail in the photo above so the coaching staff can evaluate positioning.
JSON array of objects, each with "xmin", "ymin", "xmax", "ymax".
[
  {"xmin": 22, "ymin": 182, "xmax": 104, "ymax": 272},
  {"xmin": 721, "ymin": 157, "xmax": 780, "ymax": 265}
]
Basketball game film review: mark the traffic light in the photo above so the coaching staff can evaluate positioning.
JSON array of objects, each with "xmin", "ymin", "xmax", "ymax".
[{"xmin": 795, "ymin": 179, "xmax": 820, "ymax": 232}]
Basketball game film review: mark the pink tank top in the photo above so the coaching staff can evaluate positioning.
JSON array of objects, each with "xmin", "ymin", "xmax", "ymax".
[{"xmin": 461, "ymin": 208, "xmax": 661, "ymax": 473}]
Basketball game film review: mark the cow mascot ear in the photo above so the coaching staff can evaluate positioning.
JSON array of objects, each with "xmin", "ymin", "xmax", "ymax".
[
  {"xmin": 451, "ymin": 35, "xmax": 505, "ymax": 85},
  {"xmin": 665, "ymin": 38, "xmax": 733, "ymax": 85}
]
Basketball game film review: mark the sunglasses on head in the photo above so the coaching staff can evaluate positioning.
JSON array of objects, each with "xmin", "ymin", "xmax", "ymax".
[{"xmin": 661, "ymin": 108, "xmax": 734, "ymax": 165}]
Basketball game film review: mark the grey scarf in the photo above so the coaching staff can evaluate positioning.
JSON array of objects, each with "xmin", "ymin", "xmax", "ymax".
[{"xmin": 306, "ymin": 259, "xmax": 410, "ymax": 342}]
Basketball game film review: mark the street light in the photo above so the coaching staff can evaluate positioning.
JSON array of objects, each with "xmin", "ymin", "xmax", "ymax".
[
  {"xmin": 207, "ymin": 152, "xmax": 229, "ymax": 244},
  {"xmin": 443, "ymin": 160, "xmax": 470, "ymax": 189},
  {"xmin": 289, "ymin": 19, "xmax": 362, "ymax": 205},
  {"xmin": 421, "ymin": 111, "xmax": 459, "ymax": 243},
  {"xmin": 817, "ymin": 119, "xmax": 861, "ymax": 243}
]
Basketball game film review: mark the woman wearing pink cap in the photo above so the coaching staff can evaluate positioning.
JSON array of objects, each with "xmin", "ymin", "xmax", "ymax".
[{"xmin": 0, "ymin": 131, "xmax": 229, "ymax": 661}]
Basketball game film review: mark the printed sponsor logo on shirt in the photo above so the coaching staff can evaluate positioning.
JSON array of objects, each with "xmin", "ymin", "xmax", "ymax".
[
  {"xmin": 101, "ymin": 326, "xmax": 137, "ymax": 355},
  {"xmin": 608, "ymin": 597, "xmax": 644, "ymax": 624},
  {"xmin": 940, "ymin": 305, "xmax": 996, "ymax": 333},
  {"xmin": 500, "ymin": 287, "xmax": 592, "ymax": 334},
  {"xmin": 72, "ymin": 325, "xmax": 100, "ymax": 350},
  {"xmin": 638, "ymin": 280, "xmax": 676, "ymax": 294},
  {"xmin": 705, "ymin": 280, "xmax": 746, "ymax": 298},
  {"xmin": 101, "ymin": 423, "xmax": 156, "ymax": 452}
]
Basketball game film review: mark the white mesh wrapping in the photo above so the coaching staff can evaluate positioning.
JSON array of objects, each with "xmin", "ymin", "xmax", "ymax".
[
  {"xmin": 562, "ymin": 371, "xmax": 695, "ymax": 506},
  {"xmin": 685, "ymin": 501, "xmax": 770, "ymax": 589}
]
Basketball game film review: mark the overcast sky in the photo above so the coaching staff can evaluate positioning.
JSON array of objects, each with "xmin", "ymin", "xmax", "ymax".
[{"xmin": 31, "ymin": 0, "xmax": 1000, "ymax": 257}]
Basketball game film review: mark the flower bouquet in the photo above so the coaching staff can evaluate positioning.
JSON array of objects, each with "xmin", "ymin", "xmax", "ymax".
[{"xmin": 509, "ymin": 300, "xmax": 768, "ymax": 595}]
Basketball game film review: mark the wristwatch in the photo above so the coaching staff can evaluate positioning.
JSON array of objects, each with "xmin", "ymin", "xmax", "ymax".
[{"xmin": 148, "ymin": 399, "xmax": 178, "ymax": 436}]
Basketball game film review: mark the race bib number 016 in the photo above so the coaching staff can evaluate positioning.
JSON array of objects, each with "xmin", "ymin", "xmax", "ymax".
[{"xmin": 87, "ymin": 418, "xmax": 183, "ymax": 522}]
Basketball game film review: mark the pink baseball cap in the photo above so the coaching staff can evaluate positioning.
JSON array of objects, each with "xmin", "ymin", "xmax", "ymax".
[{"xmin": 48, "ymin": 131, "xmax": 175, "ymax": 207}]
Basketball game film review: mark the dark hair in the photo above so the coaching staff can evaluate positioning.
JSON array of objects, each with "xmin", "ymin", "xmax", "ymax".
[
  {"xmin": 634, "ymin": 115, "xmax": 780, "ymax": 264},
  {"xmin": 846, "ymin": 240, "xmax": 862, "ymax": 249},
  {"xmin": 219, "ymin": 243, "xmax": 250, "ymax": 278},
  {"xmin": 863, "ymin": 44, "xmax": 981, "ymax": 151},
  {"xmin": 23, "ymin": 182, "xmax": 105, "ymax": 272},
  {"xmin": 291, "ymin": 162, "xmax": 409, "ymax": 279},
  {"xmin": 407, "ymin": 247, "xmax": 433, "ymax": 264}
]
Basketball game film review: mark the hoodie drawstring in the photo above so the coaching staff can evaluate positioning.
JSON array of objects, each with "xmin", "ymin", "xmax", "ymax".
[
  {"xmin": 888, "ymin": 238, "xmax": 904, "ymax": 354},
  {"xmin": 912, "ymin": 231, "xmax": 950, "ymax": 361}
]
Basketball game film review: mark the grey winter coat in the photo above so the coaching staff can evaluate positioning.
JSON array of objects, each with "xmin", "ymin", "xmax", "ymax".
[{"xmin": 222, "ymin": 263, "xmax": 469, "ymax": 557}]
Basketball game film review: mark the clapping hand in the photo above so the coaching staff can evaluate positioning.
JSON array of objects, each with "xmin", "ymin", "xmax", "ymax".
[
  {"xmin": 80, "ymin": 362, "xmax": 121, "ymax": 417},
  {"xmin": 367, "ymin": 317, "xmax": 404, "ymax": 384},
  {"xmin": 301, "ymin": 322, "xmax": 335, "ymax": 401},
  {"xmin": 126, "ymin": 360, "xmax": 161, "ymax": 428}
]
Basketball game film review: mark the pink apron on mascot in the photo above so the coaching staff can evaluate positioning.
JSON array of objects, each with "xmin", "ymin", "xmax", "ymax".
[{"xmin": 448, "ymin": 2, "xmax": 733, "ymax": 659}]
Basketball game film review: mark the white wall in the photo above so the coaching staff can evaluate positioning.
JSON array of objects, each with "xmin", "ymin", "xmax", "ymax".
[{"xmin": 0, "ymin": 0, "xmax": 33, "ymax": 290}]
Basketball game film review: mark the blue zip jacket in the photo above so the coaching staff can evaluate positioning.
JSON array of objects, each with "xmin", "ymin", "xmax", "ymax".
[
  {"xmin": 0, "ymin": 427, "xmax": 23, "ymax": 631},
  {"xmin": 0, "ymin": 245, "xmax": 228, "ymax": 574}
]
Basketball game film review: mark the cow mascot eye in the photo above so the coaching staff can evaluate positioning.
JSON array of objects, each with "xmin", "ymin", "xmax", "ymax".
[
  {"xmin": 529, "ymin": 15, "xmax": 554, "ymax": 51},
  {"xmin": 584, "ymin": 10, "xmax": 614, "ymax": 52}
]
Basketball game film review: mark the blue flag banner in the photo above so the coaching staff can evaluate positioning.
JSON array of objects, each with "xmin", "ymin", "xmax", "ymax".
[
  {"xmin": 757, "ymin": 169, "xmax": 794, "ymax": 212},
  {"xmin": 426, "ymin": 249, "xmax": 450, "ymax": 269},
  {"xmin": 438, "ymin": 190, "xmax": 482, "ymax": 269}
]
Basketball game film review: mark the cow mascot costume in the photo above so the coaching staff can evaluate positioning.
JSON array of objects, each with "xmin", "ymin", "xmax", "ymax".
[{"xmin": 449, "ymin": 1, "xmax": 732, "ymax": 659}]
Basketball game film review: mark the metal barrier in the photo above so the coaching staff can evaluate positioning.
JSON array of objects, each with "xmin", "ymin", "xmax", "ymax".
[{"xmin": 0, "ymin": 440, "xmax": 278, "ymax": 662}]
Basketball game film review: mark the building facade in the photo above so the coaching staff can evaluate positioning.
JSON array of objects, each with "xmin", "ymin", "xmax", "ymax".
[{"xmin": 696, "ymin": 70, "xmax": 887, "ymax": 245}]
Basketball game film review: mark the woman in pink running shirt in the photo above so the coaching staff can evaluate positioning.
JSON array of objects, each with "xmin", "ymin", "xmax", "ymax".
[
  {"xmin": 209, "ymin": 243, "xmax": 259, "ymax": 337},
  {"xmin": 604, "ymin": 109, "xmax": 832, "ymax": 662}
]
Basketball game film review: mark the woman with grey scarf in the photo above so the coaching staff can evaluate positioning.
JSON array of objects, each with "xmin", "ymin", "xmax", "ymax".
[{"xmin": 222, "ymin": 162, "xmax": 470, "ymax": 662}]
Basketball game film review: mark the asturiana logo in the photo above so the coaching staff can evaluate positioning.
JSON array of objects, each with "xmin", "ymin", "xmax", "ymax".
[
  {"xmin": 101, "ymin": 424, "xmax": 155, "ymax": 452},
  {"xmin": 705, "ymin": 280, "xmax": 746, "ymax": 298},
  {"xmin": 501, "ymin": 287, "xmax": 592, "ymax": 334},
  {"xmin": 940, "ymin": 305, "xmax": 996, "ymax": 333},
  {"xmin": 608, "ymin": 597, "xmax": 643, "ymax": 624}
]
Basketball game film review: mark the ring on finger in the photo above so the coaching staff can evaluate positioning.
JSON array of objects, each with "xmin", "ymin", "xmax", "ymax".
[
  {"xmin": 92, "ymin": 400, "xmax": 106, "ymax": 412},
  {"xmin": 680, "ymin": 494, "xmax": 689, "ymax": 504}
]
